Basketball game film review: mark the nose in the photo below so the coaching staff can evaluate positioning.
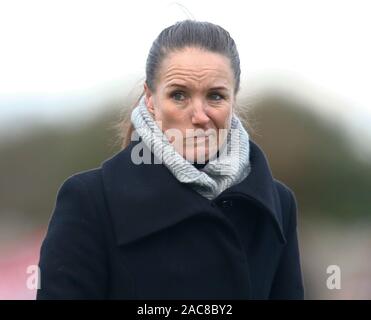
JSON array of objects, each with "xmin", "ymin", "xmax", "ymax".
[{"xmin": 191, "ymin": 101, "xmax": 210, "ymax": 126}]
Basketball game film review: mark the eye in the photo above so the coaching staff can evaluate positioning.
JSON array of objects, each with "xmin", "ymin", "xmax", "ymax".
[
  {"xmin": 171, "ymin": 91, "xmax": 186, "ymax": 101},
  {"xmin": 209, "ymin": 92, "xmax": 224, "ymax": 101}
]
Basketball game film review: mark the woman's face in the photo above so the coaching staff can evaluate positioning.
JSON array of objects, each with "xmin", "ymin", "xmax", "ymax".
[{"xmin": 144, "ymin": 47, "xmax": 236, "ymax": 163}]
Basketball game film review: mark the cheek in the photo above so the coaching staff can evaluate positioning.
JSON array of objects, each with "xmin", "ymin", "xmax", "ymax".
[
  {"xmin": 208, "ymin": 107, "xmax": 232, "ymax": 129},
  {"xmin": 156, "ymin": 102, "xmax": 184, "ymax": 128}
]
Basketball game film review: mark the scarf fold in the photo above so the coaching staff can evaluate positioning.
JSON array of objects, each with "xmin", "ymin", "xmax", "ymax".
[{"xmin": 130, "ymin": 95, "xmax": 251, "ymax": 200}]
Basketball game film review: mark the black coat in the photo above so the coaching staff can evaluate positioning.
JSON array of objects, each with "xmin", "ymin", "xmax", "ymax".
[{"xmin": 37, "ymin": 139, "xmax": 304, "ymax": 299}]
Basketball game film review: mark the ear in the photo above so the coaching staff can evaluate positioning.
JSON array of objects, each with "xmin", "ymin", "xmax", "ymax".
[{"xmin": 143, "ymin": 82, "xmax": 155, "ymax": 116}]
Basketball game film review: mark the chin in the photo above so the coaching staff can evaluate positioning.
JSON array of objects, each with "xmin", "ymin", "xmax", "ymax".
[{"xmin": 182, "ymin": 146, "xmax": 211, "ymax": 164}]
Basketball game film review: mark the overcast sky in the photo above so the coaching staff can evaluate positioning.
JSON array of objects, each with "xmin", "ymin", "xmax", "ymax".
[{"xmin": 0, "ymin": 0, "xmax": 370, "ymax": 153}]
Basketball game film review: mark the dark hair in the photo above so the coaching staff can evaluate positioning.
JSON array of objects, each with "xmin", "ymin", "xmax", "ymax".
[
  {"xmin": 115, "ymin": 19, "xmax": 243, "ymax": 150},
  {"xmin": 146, "ymin": 19, "xmax": 241, "ymax": 94}
]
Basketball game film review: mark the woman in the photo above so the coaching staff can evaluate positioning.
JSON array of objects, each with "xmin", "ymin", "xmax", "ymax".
[{"xmin": 37, "ymin": 19, "xmax": 304, "ymax": 299}]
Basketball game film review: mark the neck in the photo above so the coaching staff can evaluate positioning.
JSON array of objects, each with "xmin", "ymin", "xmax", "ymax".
[
  {"xmin": 190, "ymin": 150, "xmax": 220, "ymax": 169},
  {"xmin": 192, "ymin": 161, "xmax": 209, "ymax": 170}
]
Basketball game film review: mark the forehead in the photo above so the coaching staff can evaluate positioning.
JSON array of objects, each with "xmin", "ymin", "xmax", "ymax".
[{"xmin": 159, "ymin": 48, "xmax": 234, "ymax": 89}]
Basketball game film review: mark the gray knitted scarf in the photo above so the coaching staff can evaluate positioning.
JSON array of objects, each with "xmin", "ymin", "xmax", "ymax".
[{"xmin": 130, "ymin": 95, "xmax": 251, "ymax": 200}]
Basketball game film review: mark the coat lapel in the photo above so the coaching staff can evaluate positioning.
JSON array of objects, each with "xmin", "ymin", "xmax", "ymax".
[
  {"xmin": 101, "ymin": 138, "xmax": 286, "ymax": 246},
  {"xmin": 213, "ymin": 140, "xmax": 287, "ymax": 244}
]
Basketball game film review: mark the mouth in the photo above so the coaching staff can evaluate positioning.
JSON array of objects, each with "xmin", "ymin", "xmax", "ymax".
[
  {"xmin": 185, "ymin": 132, "xmax": 216, "ymax": 139},
  {"xmin": 186, "ymin": 135, "xmax": 209, "ymax": 139},
  {"xmin": 184, "ymin": 129, "xmax": 217, "ymax": 140},
  {"xmin": 184, "ymin": 136, "xmax": 211, "ymax": 148}
]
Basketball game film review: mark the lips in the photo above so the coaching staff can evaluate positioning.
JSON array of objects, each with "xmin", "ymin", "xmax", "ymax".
[
  {"xmin": 186, "ymin": 135, "xmax": 209, "ymax": 139},
  {"xmin": 185, "ymin": 132, "xmax": 216, "ymax": 139},
  {"xmin": 184, "ymin": 129, "xmax": 217, "ymax": 139}
]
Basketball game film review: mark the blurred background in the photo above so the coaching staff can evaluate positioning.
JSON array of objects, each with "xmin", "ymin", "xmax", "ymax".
[{"xmin": 0, "ymin": 0, "xmax": 370, "ymax": 299}]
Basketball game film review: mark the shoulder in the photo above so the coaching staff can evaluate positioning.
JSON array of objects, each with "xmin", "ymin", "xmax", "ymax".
[
  {"xmin": 273, "ymin": 179, "xmax": 299, "ymax": 234},
  {"xmin": 59, "ymin": 167, "xmax": 104, "ymax": 202},
  {"xmin": 52, "ymin": 167, "xmax": 105, "ymax": 224},
  {"xmin": 66, "ymin": 167, "xmax": 103, "ymax": 189},
  {"xmin": 274, "ymin": 179, "xmax": 296, "ymax": 209}
]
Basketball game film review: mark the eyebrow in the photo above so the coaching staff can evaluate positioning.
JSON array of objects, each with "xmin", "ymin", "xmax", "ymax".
[{"xmin": 165, "ymin": 83, "xmax": 229, "ymax": 91}]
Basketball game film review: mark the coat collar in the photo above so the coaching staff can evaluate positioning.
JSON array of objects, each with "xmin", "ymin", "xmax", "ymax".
[{"xmin": 101, "ymin": 138, "xmax": 286, "ymax": 246}]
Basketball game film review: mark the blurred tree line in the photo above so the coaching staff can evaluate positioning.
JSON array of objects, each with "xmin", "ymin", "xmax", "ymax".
[{"xmin": 0, "ymin": 91, "xmax": 370, "ymax": 227}]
